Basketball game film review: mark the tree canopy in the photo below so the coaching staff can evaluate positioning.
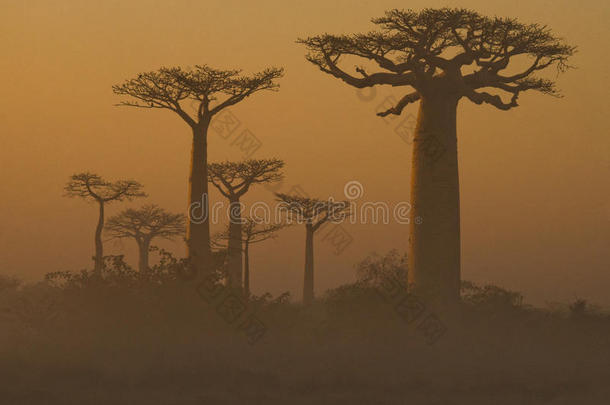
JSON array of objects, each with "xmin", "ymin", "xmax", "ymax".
[
  {"xmin": 298, "ymin": 8, "xmax": 575, "ymax": 114},
  {"xmin": 112, "ymin": 65, "xmax": 284, "ymax": 127},
  {"xmin": 105, "ymin": 205, "xmax": 186, "ymax": 242},
  {"xmin": 64, "ymin": 172, "xmax": 146, "ymax": 202},
  {"xmin": 275, "ymin": 193, "xmax": 350, "ymax": 230},
  {"xmin": 208, "ymin": 159, "xmax": 285, "ymax": 199}
]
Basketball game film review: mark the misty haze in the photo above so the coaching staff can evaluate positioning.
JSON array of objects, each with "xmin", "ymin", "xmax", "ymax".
[{"xmin": 1, "ymin": 1, "xmax": 609, "ymax": 404}]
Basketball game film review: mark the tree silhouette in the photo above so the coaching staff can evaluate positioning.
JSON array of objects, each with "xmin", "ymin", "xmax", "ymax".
[
  {"xmin": 208, "ymin": 159, "xmax": 284, "ymax": 289},
  {"xmin": 298, "ymin": 8, "xmax": 575, "ymax": 305},
  {"xmin": 112, "ymin": 65, "xmax": 284, "ymax": 277},
  {"xmin": 105, "ymin": 205, "xmax": 186, "ymax": 272},
  {"xmin": 275, "ymin": 193, "xmax": 349, "ymax": 305},
  {"xmin": 214, "ymin": 218, "xmax": 287, "ymax": 296},
  {"xmin": 64, "ymin": 172, "xmax": 145, "ymax": 274}
]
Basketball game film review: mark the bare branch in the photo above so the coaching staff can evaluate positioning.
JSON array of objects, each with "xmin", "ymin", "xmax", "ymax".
[{"xmin": 377, "ymin": 92, "xmax": 421, "ymax": 116}]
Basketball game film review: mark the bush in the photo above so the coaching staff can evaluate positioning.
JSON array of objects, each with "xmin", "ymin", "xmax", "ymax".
[{"xmin": 461, "ymin": 280, "xmax": 526, "ymax": 316}]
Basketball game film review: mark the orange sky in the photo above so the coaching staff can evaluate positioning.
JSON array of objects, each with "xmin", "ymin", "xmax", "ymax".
[{"xmin": 0, "ymin": 0, "xmax": 609, "ymax": 306}]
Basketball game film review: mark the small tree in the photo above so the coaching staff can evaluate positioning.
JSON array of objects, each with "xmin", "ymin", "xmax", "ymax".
[
  {"xmin": 113, "ymin": 66, "xmax": 283, "ymax": 276},
  {"xmin": 275, "ymin": 193, "xmax": 349, "ymax": 305},
  {"xmin": 64, "ymin": 172, "xmax": 145, "ymax": 274},
  {"xmin": 214, "ymin": 218, "xmax": 287, "ymax": 296},
  {"xmin": 208, "ymin": 159, "xmax": 284, "ymax": 289},
  {"xmin": 298, "ymin": 8, "xmax": 575, "ymax": 305},
  {"xmin": 105, "ymin": 205, "xmax": 186, "ymax": 272}
]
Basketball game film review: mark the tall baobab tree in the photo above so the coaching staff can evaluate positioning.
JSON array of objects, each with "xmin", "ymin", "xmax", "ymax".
[
  {"xmin": 275, "ymin": 193, "xmax": 349, "ymax": 305},
  {"xmin": 208, "ymin": 159, "xmax": 284, "ymax": 289},
  {"xmin": 105, "ymin": 205, "xmax": 186, "ymax": 272},
  {"xmin": 298, "ymin": 8, "xmax": 575, "ymax": 306},
  {"xmin": 112, "ymin": 65, "xmax": 284, "ymax": 276},
  {"xmin": 214, "ymin": 218, "xmax": 287, "ymax": 296},
  {"xmin": 64, "ymin": 172, "xmax": 146, "ymax": 274}
]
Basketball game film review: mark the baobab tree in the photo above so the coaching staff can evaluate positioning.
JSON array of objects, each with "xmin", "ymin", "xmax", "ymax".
[
  {"xmin": 275, "ymin": 193, "xmax": 349, "ymax": 305},
  {"xmin": 105, "ymin": 205, "xmax": 186, "ymax": 272},
  {"xmin": 112, "ymin": 65, "xmax": 284, "ymax": 276},
  {"xmin": 208, "ymin": 159, "xmax": 284, "ymax": 289},
  {"xmin": 298, "ymin": 8, "xmax": 575, "ymax": 306},
  {"xmin": 64, "ymin": 172, "xmax": 145, "ymax": 274},
  {"xmin": 214, "ymin": 218, "xmax": 287, "ymax": 296}
]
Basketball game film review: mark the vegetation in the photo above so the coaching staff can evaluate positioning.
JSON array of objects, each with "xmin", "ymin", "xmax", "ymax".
[
  {"xmin": 275, "ymin": 193, "xmax": 350, "ymax": 305},
  {"xmin": 208, "ymin": 159, "xmax": 284, "ymax": 290},
  {"xmin": 113, "ymin": 66, "xmax": 284, "ymax": 275},
  {"xmin": 298, "ymin": 7, "xmax": 575, "ymax": 306},
  {"xmin": 64, "ymin": 172, "xmax": 146, "ymax": 274},
  {"xmin": 4, "ymin": 6, "xmax": 599, "ymax": 405},
  {"xmin": 1, "ymin": 250, "xmax": 609, "ymax": 404},
  {"xmin": 105, "ymin": 205, "xmax": 186, "ymax": 272}
]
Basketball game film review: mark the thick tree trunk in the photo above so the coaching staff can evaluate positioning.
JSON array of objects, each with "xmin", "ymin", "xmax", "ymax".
[
  {"xmin": 94, "ymin": 200, "xmax": 104, "ymax": 275},
  {"xmin": 303, "ymin": 224, "xmax": 314, "ymax": 305},
  {"xmin": 137, "ymin": 238, "xmax": 150, "ymax": 273},
  {"xmin": 187, "ymin": 123, "xmax": 212, "ymax": 278},
  {"xmin": 244, "ymin": 242, "xmax": 250, "ymax": 297},
  {"xmin": 408, "ymin": 94, "xmax": 461, "ymax": 307},
  {"xmin": 226, "ymin": 196, "xmax": 243, "ymax": 290}
]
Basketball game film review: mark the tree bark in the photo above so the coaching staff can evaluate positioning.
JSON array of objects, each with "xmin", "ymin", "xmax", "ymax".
[
  {"xmin": 244, "ymin": 241, "xmax": 250, "ymax": 297},
  {"xmin": 137, "ymin": 237, "xmax": 150, "ymax": 273},
  {"xmin": 94, "ymin": 200, "xmax": 104, "ymax": 275},
  {"xmin": 226, "ymin": 196, "xmax": 243, "ymax": 290},
  {"xmin": 187, "ymin": 123, "xmax": 212, "ymax": 278},
  {"xmin": 408, "ymin": 93, "xmax": 461, "ymax": 307},
  {"xmin": 303, "ymin": 224, "xmax": 315, "ymax": 305}
]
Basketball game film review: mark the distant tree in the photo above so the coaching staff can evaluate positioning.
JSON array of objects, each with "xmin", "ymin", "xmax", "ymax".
[
  {"xmin": 214, "ymin": 218, "xmax": 287, "ymax": 296},
  {"xmin": 275, "ymin": 193, "xmax": 349, "ymax": 305},
  {"xmin": 105, "ymin": 205, "xmax": 186, "ymax": 273},
  {"xmin": 113, "ymin": 65, "xmax": 284, "ymax": 277},
  {"xmin": 298, "ymin": 8, "xmax": 575, "ymax": 305},
  {"xmin": 208, "ymin": 159, "xmax": 284, "ymax": 289},
  {"xmin": 64, "ymin": 172, "xmax": 145, "ymax": 274}
]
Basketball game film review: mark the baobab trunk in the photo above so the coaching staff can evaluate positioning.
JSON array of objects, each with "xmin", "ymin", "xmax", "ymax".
[
  {"xmin": 137, "ymin": 238, "xmax": 150, "ymax": 273},
  {"xmin": 94, "ymin": 201, "xmax": 104, "ymax": 275},
  {"xmin": 408, "ymin": 93, "xmax": 461, "ymax": 307},
  {"xmin": 187, "ymin": 123, "xmax": 212, "ymax": 277},
  {"xmin": 244, "ymin": 242, "xmax": 250, "ymax": 297},
  {"xmin": 226, "ymin": 196, "xmax": 243, "ymax": 290},
  {"xmin": 303, "ymin": 224, "xmax": 314, "ymax": 305}
]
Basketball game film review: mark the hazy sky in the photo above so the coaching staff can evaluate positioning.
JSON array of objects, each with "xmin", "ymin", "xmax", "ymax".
[{"xmin": 1, "ymin": 0, "xmax": 608, "ymax": 306}]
